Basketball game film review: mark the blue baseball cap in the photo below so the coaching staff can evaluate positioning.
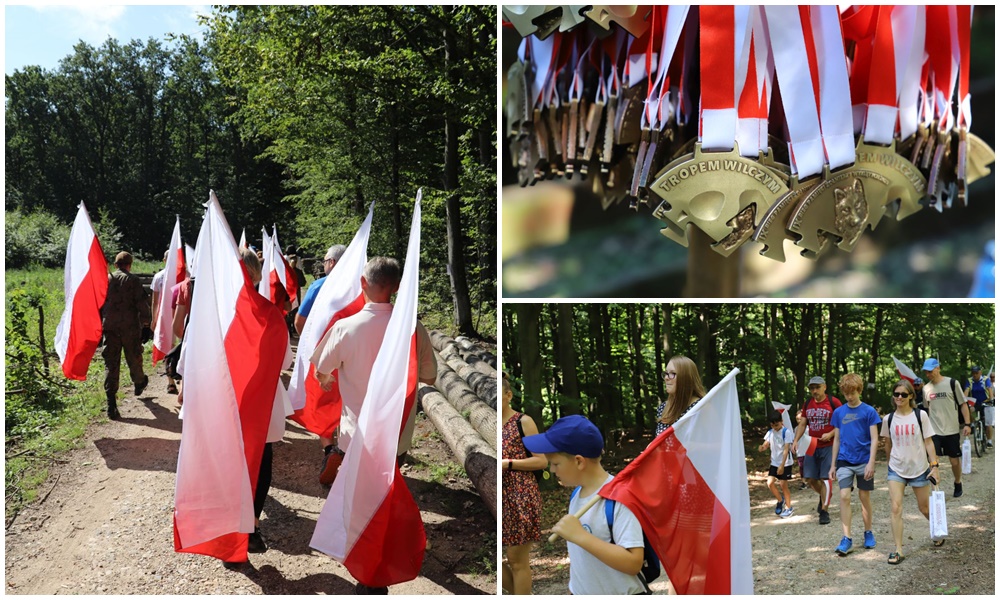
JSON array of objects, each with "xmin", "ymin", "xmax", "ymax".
[
  {"xmin": 922, "ymin": 358, "xmax": 940, "ymax": 371},
  {"xmin": 912, "ymin": 377, "xmax": 923, "ymax": 385},
  {"xmin": 522, "ymin": 415, "xmax": 604, "ymax": 458}
]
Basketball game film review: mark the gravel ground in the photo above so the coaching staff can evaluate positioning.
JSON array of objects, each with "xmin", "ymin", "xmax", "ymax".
[{"xmin": 5, "ymin": 369, "xmax": 496, "ymax": 595}]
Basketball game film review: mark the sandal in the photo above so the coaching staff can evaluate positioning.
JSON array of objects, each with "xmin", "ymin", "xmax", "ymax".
[
  {"xmin": 888, "ymin": 552, "xmax": 904, "ymax": 565},
  {"xmin": 933, "ymin": 538, "xmax": 946, "ymax": 547}
]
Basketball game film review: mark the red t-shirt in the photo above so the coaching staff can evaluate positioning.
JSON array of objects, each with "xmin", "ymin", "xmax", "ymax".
[{"xmin": 803, "ymin": 395, "xmax": 842, "ymax": 448}]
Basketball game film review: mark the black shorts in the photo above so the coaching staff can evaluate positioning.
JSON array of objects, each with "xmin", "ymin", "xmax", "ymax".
[
  {"xmin": 933, "ymin": 433, "xmax": 962, "ymax": 458},
  {"xmin": 768, "ymin": 464, "xmax": 793, "ymax": 480}
]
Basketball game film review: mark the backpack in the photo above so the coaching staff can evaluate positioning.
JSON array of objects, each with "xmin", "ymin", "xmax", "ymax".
[{"xmin": 571, "ymin": 486, "xmax": 661, "ymax": 589}]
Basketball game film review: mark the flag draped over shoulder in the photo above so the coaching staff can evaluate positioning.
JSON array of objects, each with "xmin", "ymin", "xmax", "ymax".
[
  {"xmin": 310, "ymin": 191, "xmax": 424, "ymax": 587},
  {"xmin": 893, "ymin": 356, "xmax": 917, "ymax": 383},
  {"xmin": 54, "ymin": 202, "xmax": 108, "ymax": 380},
  {"xmin": 152, "ymin": 218, "xmax": 185, "ymax": 365},
  {"xmin": 600, "ymin": 368, "xmax": 753, "ymax": 595},
  {"xmin": 287, "ymin": 203, "xmax": 374, "ymax": 438},
  {"xmin": 173, "ymin": 190, "xmax": 288, "ymax": 563}
]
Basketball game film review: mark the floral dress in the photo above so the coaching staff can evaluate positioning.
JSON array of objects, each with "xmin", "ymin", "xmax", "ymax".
[{"xmin": 502, "ymin": 412, "xmax": 542, "ymax": 547}]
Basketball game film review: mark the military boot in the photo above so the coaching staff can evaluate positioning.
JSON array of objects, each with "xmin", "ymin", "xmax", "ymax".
[{"xmin": 107, "ymin": 392, "xmax": 121, "ymax": 420}]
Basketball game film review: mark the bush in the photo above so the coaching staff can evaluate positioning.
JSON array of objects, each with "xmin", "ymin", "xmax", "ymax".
[
  {"xmin": 4, "ymin": 206, "xmax": 124, "ymax": 269},
  {"xmin": 4, "ymin": 289, "xmax": 65, "ymax": 436}
]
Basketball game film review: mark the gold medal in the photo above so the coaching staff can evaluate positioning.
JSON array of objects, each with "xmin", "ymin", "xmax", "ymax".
[
  {"xmin": 649, "ymin": 143, "xmax": 789, "ymax": 254},
  {"xmin": 966, "ymin": 131, "xmax": 996, "ymax": 184},
  {"xmin": 853, "ymin": 139, "xmax": 927, "ymax": 220},
  {"xmin": 751, "ymin": 177, "xmax": 820, "ymax": 262},
  {"xmin": 786, "ymin": 165, "xmax": 891, "ymax": 255}
]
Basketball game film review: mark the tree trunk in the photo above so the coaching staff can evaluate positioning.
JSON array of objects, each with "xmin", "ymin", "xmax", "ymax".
[
  {"xmin": 868, "ymin": 306, "xmax": 885, "ymax": 405},
  {"xmin": 653, "ymin": 305, "xmax": 664, "ymax": 399},
  {"xmin": 515, "ymin": 304, "xmax": 542, "ymax": 423},
  {"xmin": 418, "ymin": 385, "xmax": 496, "ymax": 519},
  {"xmin": 433, "ymin": 353, "xmax": 497, "ymax": 449},
  {"xmin": 443, "ymin": 352, "xmax": 497, "ymax": 409},
  {"xmin": 556, "ymin": 304, "xmax": 579, "ymax": 416},
  {"xmin": 443, "ymin": 19, "xmax": 476, "ymax": 337}
]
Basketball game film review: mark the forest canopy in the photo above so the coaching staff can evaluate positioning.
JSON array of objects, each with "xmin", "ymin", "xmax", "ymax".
[{"xmin": 503, "ymin": 303, "xmax": 997, "ymax": 438}]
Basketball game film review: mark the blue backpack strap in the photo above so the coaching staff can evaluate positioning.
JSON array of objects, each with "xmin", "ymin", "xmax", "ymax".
[
  {"xmin": 571, "ymin": 486, "xmax": 581, "ymax": 502},
  {"xmin": 604, "ymin": 497, "xmax": 616, "ymax": 544}
]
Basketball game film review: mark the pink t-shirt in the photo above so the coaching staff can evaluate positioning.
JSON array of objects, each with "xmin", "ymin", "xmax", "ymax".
[{"xmin": 310, "ymin": 303, "xmax": 436, "ymax": 452}]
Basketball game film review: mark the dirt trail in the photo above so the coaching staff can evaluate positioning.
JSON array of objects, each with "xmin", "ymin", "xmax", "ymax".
[
  {"xmin": 530, "ymin": 446, "xmax": 995, "ymax": 595},
  {"xmin": 5, "ymin": 371, "xmax": 495, "ymax": 595}
]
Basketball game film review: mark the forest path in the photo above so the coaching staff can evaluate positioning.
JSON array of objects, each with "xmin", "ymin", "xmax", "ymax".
[
  {"xmin": 530, "ymin": 444, "xmax": 994, "ymax": 595},
  {"xmin": 5, "ymin": 368, "xmax": 495, "ymax": 595}
]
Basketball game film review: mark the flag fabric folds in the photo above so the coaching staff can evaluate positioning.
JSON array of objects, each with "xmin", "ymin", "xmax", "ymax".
[
  {"xmin": 152, "ymin": 218, "xmax": 185, "ymax": 365},
  {"xmin": 892, "ymin": 356, "xmax": 917, "ymax": 383},
  {"xmin": 310, "ymin": 191, "xmax": 425, "ymax": 587},
  {"xmin": 54, "ymin": 202, "xmax": 109, "ymax": 380},
  {"xmin": 173, "ymin": 190, "xmax": 288, "ymax": 563},
  {"xmin": 287, "ymin": 204, "xmax": 374, "ymax": 438},
  {"xmin": 185, "ymin": 243, "xmax": 196, "ymax": 276},
  {"xmin": 770, "ymin": 400, "xmax": 795, "ymax": 433},
  {"xmin": 258, "ymin": 226, "xmax": 300, "ymax": 313},
  {"xmin": 600, "ymin": 368, "xmax": 753, "ymax": 595}
]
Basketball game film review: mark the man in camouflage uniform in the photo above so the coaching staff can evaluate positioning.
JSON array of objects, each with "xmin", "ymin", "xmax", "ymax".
[{"xmin": 102, "ymin": 251, "xmax": 151, "ymax": 419}]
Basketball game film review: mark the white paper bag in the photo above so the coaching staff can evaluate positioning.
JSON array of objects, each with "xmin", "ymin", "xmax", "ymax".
[
  {"xmin": 929, "ymin": 489, "xmax": 949, "ymax": 540},
  {"xmin": 962, "ymin": 438, "xmax": 972, "ymax": 474}
]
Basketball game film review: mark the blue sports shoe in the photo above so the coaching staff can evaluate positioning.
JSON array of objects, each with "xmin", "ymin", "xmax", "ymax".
[
  {"xmin": 775, "ymin": 500, "xmax": 784, "ymax": 515},
  {"xmin": 835, "ymin": 536, "xmax": 853, "ymax": 556},
  {"xmin": 863, "ymin": 530, "xmax": 876, "ymax": 549}
]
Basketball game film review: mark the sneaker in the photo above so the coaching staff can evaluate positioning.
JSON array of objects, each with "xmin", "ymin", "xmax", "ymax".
[
  {"xmin": 107, "ymin": 406, "xmax": 121, "ymax": 421},
  {"xmin": 134, "ymin": 375, "xmax": 149, "ymax": 396},
  {"xmin": 775, "ymin": 500, "xmax": 784, "ymax": 515},
  {"xmin": 320, "ymin": 445, "xmax": 345, "ymax": 486},
  {"xmin": 835, "ymin": 536, "xmax": 853, "ymax": 556},
  {"xmin": 780, "ymin": 506, "xmax": 794, "ymax": 518},
  {"xmin": 819, "ymin": 509, "xmax": 831, "ymax": 525},
  {"xmin": 954, "ymin": 483, "xmax": 963, "ymax": 498},
  {"xmin": 988, "ymin": 440, "xmax": 994, "ymax": 448},
  {"xmin": 248, "ymin": 528, "xmax": 267, "ymax": 553},
  {"xmin": 863, "ymin": 530, "xmax": 876, "ymax": 549}
]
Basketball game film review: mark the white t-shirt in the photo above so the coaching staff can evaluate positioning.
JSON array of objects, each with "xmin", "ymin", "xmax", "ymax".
[
  {"xmin": 880, "ymin": 409, "xmax": 936, "ymax": 479},
  {"xmin": 567, "ymin": 474, "xmax": 646, "ymax": 596},
  {"xmin": 151, "ymin": 269, "xmax": 167, "ymax": 293},
  {"xmin": 310, "ymin": 303, "xmax": 436, "ymax": 453},
  {"xmin": 765, "ymin": 428, "xmax": 795, "ymax": 467},
  {"xmin": 923, "ymin": 378, "xmax": 964, "ymax": 436}
]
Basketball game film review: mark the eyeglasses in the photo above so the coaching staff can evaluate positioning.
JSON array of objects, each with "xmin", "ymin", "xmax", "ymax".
[
  {"xmin": 663, "ymin": 371, "xmax": 678, "ymax": 380},
  {"xmin": 892, "ymin": 392, "xmax": 911, "ymax": 398}
]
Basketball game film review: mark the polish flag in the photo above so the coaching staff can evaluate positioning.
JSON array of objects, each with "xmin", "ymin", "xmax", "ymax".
[
  {"xmin": 310, "ymin": 192, "xmax": 425, "ymax": 587},
  {"xmin": 600, "ymin": 368, "xmax": 753, "ymax": 595},
  {"xmin": 238, "ymin": 228, "xmax": 247, "ymax": 249},
  {"xmin": 259, "ymin": 226, "xmax": 299, "ymax": 313},
  {"xmin": 152, "ymin": 218, "xmax": 186, "ymax": 365},
  {"xmin": 185, "ymin": 243, "xmax": 196, "ymax": 276},
  {"xmin": 893, "ymin": 356, "xmax": 917, "ymax": 383},
  {"xmin": 173, "ymin": 190, "xmax": 288, "ymax": 563},
  {"xmin": 287, "ymin": 203, "xmax": 373, "ymax": 438},
  {"xmin": 771, "ymin": 400, "xmax": 795, "ymax": 433},
  {"xmin": 54, "ymin": 202, "xmax": 108, "ymax": 381}
]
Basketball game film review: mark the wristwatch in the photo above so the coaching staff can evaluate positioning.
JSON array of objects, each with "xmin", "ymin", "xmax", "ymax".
[{"xmin": 929, "ymin": 462, "xmax": 939, "ymax": 468}]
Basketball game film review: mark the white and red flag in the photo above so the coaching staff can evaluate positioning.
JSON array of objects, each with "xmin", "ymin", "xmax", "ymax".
[
  {"xmin": 238, "ymin": 228, "xmax": 247, "ymax": 249},
  {"xmin": 185, "ymin": 243, "xmax": 196, "ymax": 276},
  {"xmin": 54, "ymin": 202, "xmax": 108, "ymax": 380},
  {"xmin": 892, "ymin": 356, "xmax": 917, "ymax": 383},
  {"xmin": 173, "ymin": 190, "xmax": 288, "ymax": 563},
  {"xmin": 258, "ymin": 225, "xmax": 299, "ymax": 313},
  {"xmin": 152, "ymin": 217, "xmax": 186, "ymax": 365},
  {"xmin": 287, "ymin": 203, "xmax": 373, "ymax": 438},
  {"xmin": 600, "ymin": 368, "xmax": 753, "ymax": 595},
  {"xmin": 771, "ymin": 400, "xmax": 795, "ymax": 433},
  {"xmin": 310, "ymin": 192, "xmax": 424, "ymax": 587}
]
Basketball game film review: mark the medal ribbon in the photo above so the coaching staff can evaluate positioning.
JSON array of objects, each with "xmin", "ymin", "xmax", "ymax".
[
  {"xmin": 896, "ymin": 7, "xmax": 926, "ymax": 141},
  {"xmin": 810, "ymin": 5, "xmax": 855, "ymax": 169},
  {"xmin": 925, "ymin": 6, "xmax": 958, "ymax": 132},
  {"xmin": 699, "ymin": 5, "xmax": 737, "ymax": 151},
  {"xmin": 955, "ymin": 6, "xmax": 972, "ymax": 129},
  {"xmin": 863, "ymin": 6, "xmax": 901, "ymax": 145}
]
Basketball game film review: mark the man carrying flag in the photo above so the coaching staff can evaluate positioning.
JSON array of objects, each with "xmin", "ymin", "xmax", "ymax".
[
  {"xmin": 55, "ymin": 202, "xmax": 108, "ymax": 382},
  {"xmin": 309, "ymin": 194, "xmax": 436, "ymax": 593},
  {"xmin": 173, "ymin": 191, "xmax": 288, "ymax": 564}
]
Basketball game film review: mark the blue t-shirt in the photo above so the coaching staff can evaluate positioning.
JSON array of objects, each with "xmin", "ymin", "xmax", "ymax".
[
  {"xmin": 968, "ymin": 377, "xmax": 992, "ymax": 407},
  {"xmin": 297, "ymin": 275, "xmax": 326, "ymax": 318},
  {"xmin": 831, "ymin": 402, "xmax": 882, "ymax": 465}
]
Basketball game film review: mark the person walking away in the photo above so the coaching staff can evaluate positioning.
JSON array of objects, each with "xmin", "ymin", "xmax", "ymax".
[
  {"xmin": 501, "ymin": 373, "xmax": 546, "ymax": 594},
  {"xmin": 881, "ymin": 379, "xmax": 940, "ymax": 563},
  {"xmin": 828, "ymin": 373, "xmax": 881, "ymax": 555},
  {"xmin": 522, "ymin": 415, "xmax": 647, "ymax": 595},
  {"xmin": 760, "ymin": 411, "xmax": 795, "ymax": 518},
  {"xmin": 792, "ymin": 376, "xmax": 842, "ymax": 525},
  {"xmin": 101, "ymin": 251, "xmax": 151, "ymax": 419},
  {"xmin": 921, "ymin": 358, "xmax": 972, "ymax": 497}
]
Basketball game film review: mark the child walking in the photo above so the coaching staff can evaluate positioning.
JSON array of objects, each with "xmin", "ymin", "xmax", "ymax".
[{"xmin": 760, "ymin": 411, "xmax": 795, "ymax": 518}]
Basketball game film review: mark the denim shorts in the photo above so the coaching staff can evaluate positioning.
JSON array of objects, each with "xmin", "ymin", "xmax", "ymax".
[
  {"xmin": 886, "ymin": 466, "xmax": 931, "ymax": 488},
  {"xmin": 835, "ymin": 461, "xmax": 875, "ymax": 491}
]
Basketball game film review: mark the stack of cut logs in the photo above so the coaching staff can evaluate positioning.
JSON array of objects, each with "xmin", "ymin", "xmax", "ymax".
[{"xmin": 419, "ymin": 330, "xmax": 498, "ymax": 520}]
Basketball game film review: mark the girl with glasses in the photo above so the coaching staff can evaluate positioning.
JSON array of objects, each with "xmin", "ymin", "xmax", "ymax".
[
  {"xmin": 655, "ymin": 356, "xmax": 706, "ymax": 437},
  {"xmin": 880, "ymin": 379, "xmax": 941, "ymax": 564}
]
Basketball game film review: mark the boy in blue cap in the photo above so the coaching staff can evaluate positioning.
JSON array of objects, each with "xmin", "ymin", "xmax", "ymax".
[{"xmin": 523, "ymin": 415, "xmax": 648, "ymax": 595}]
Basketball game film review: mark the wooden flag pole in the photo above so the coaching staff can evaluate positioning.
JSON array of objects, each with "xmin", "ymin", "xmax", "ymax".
[{"xmin": 547, "ymin": 492, "xmax": 603, "ymax": 543}]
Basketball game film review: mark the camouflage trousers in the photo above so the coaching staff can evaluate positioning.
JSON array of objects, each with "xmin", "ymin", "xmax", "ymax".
[{"xmin": 102, "ymin": 328, "xmax": 145, "ymax": 398}]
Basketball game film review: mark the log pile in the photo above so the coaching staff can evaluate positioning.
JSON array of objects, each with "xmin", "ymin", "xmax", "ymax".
[{"xmin": 419, "ymin": 330, "xmax": 499, "ymax": 519}]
